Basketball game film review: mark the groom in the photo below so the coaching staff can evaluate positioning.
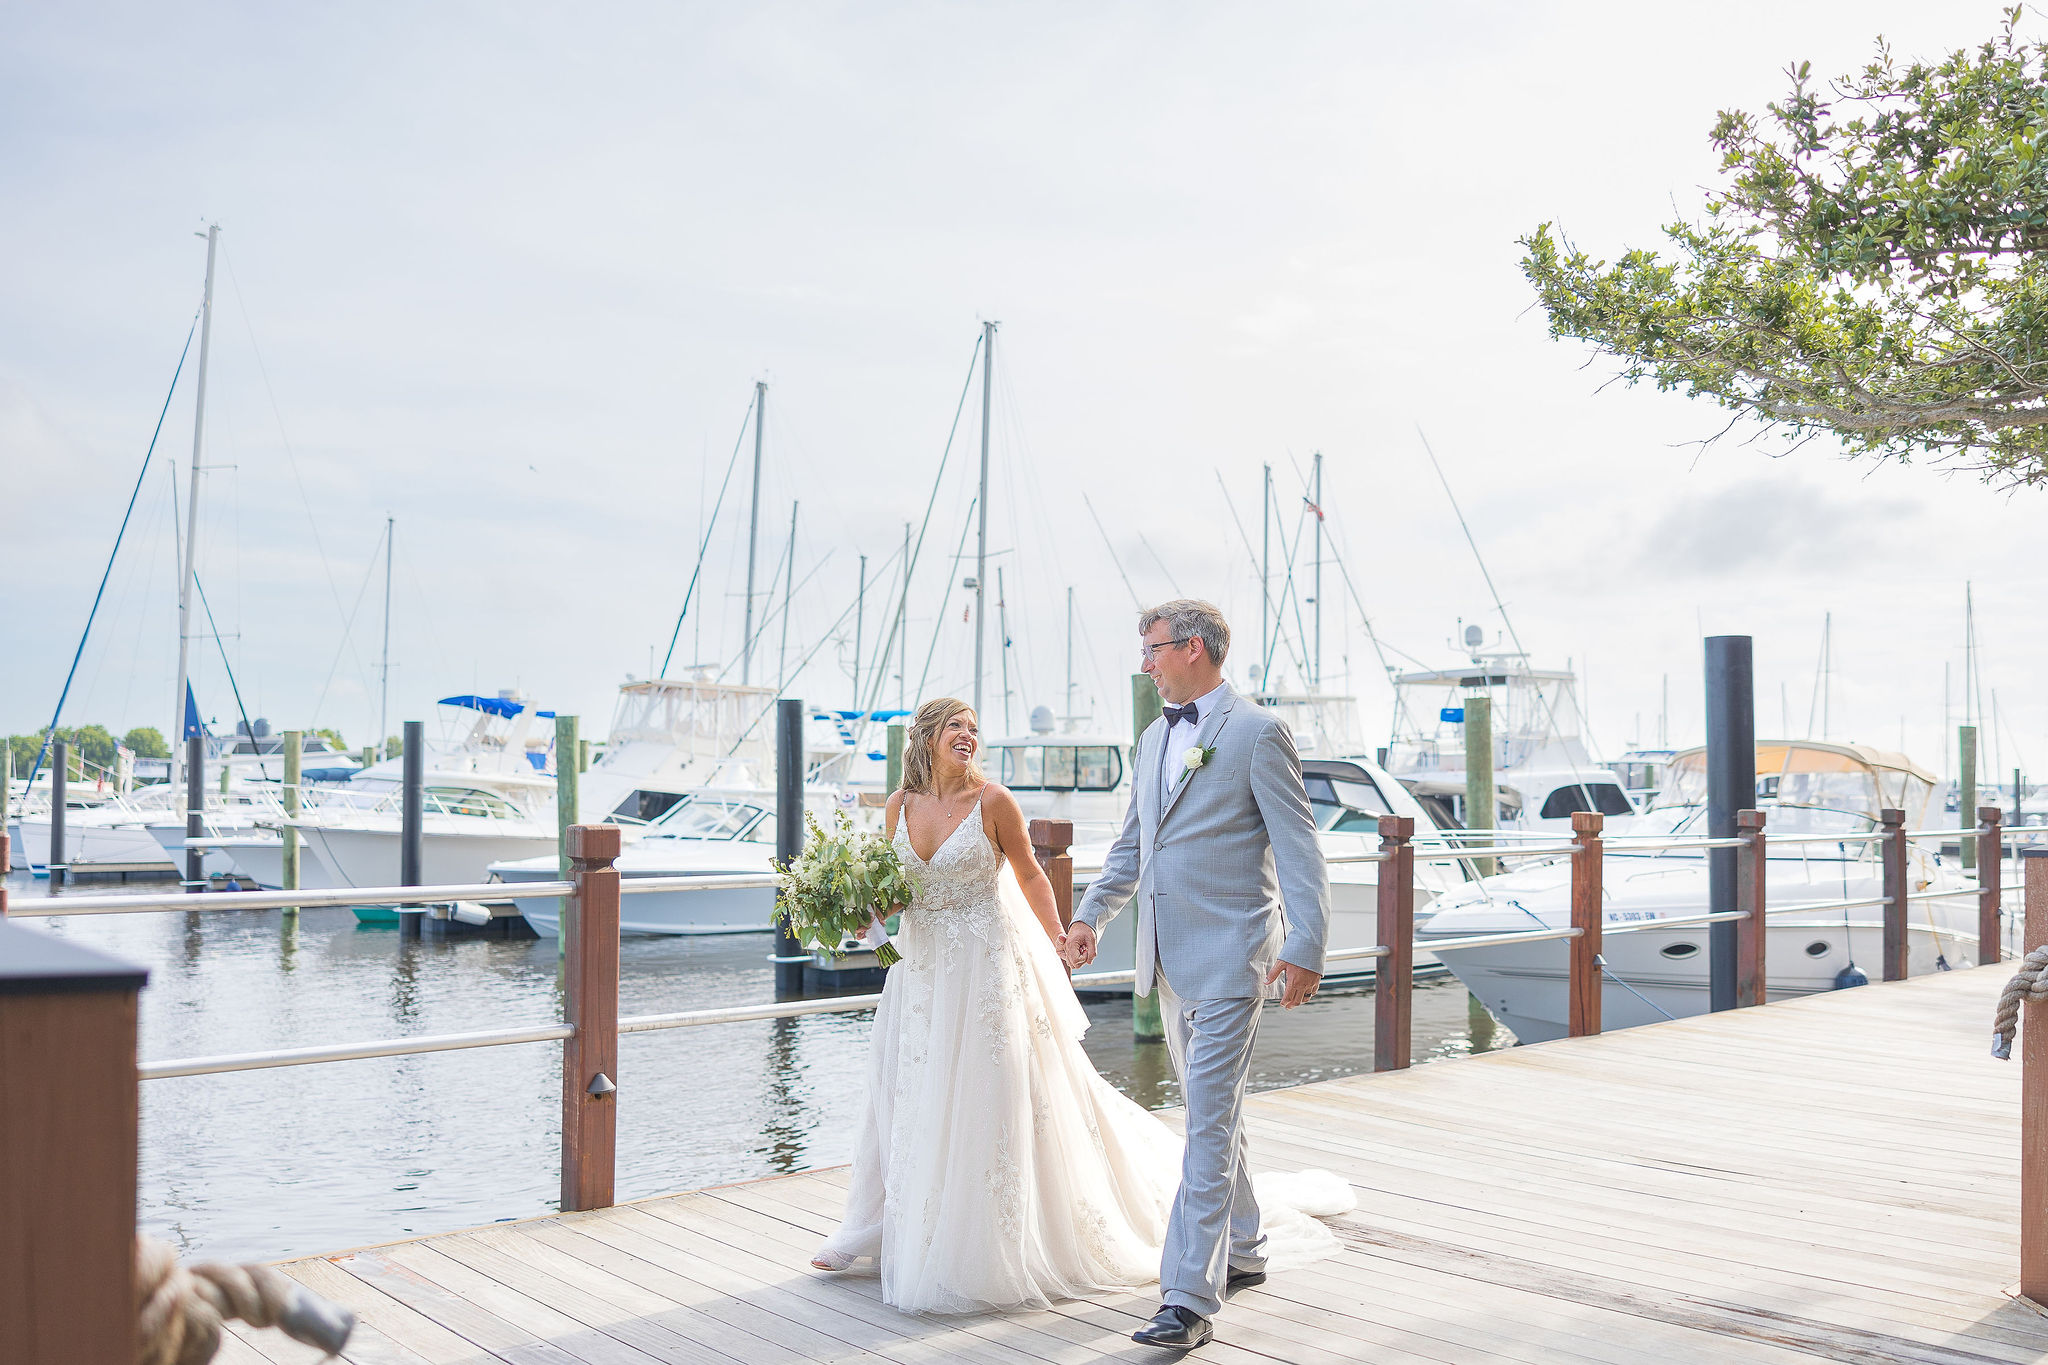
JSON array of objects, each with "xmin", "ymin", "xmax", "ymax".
[{"xmin": 1061, "ymin": 600, "xmax": 1329, "ymax": 1350}]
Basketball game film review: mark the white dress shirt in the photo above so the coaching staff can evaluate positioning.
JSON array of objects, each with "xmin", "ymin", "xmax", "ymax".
[{"xmin": 1158, "ymin": 681, "xmax": 1231, "ymax": 808}]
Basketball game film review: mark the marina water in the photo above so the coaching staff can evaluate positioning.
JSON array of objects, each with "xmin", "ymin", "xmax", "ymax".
[{"xmin": 9, "ymin": 869, "xmax": 1505, "ymax": 1264}]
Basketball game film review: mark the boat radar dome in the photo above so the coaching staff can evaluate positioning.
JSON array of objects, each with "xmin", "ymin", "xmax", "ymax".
[
  {"xmin": 1029, "ymin": 705, "xmax": 1056, "ymax": 735},
  {"xmin": 1464, "ymin": 623, "xmax": 1484, "ymax": 650}
]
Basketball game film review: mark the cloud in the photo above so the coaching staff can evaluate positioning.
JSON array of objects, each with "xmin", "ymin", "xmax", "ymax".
[{"xmin": 1637, "ymin": 476, "xmax": 1921, "ymax": 578}]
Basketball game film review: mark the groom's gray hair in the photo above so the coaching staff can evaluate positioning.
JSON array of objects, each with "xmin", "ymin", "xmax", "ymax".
[{"xmin": 1139, "ymin": 599, "xmax": 1230, "ymax": 666}]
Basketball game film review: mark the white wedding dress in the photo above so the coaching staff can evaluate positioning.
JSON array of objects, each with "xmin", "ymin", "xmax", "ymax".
[{"xmin": 813, "ymin": 793, "xmax": 1351, "ymax": 1314}]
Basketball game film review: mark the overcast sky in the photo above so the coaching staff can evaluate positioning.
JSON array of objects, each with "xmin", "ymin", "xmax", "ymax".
[{"xmin": 3, "ymin": 3, "xmax": 2038, "ymax": 781}]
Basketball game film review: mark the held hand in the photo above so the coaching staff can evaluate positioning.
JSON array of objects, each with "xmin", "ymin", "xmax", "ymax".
[
  {"xmin": 1060, "ymin": 922, "xmax": 1098, "ymax": 969},
  {"xmin": 1265, "ymin": 959, "xmax": 1322, "ymax": 1009}
]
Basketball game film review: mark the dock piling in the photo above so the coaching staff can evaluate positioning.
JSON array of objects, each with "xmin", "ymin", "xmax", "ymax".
[
  {"xmin": 2022, "ymin": 847, "xmax": 2048, "ymax": 1305},
  {"xmin": 1962, "ymin": 724, "xmax": 1980, "ymax": 871},
  {"xmin": 1736, "ymin": 809, "xmax": 1767, "ymax": 1006},
  {"xmin": 555, "ymin": 714, "xmax": 579, "ymax": 962},
  {"xmin": 400, "ymin": 720, "xmax": 423, "ymax": 938},
  {"xmin": 281, "ymin": 730, "xmax": 301, "ymax": 920},
  {"xmin": 1881, "ymin": 807, "xmax": 1908, "ymax": 982},
  {"xmin": 773, "ymin": 698, "xmax": 807, "ymax": 996},
  {"xmin": 1704, "ymin": 634, "xmax": 1755, "ymax": 1013},
  {"xmin": 561, "ymin": 823, "xmax": 620, "ymax": 1213},
  {"xmin": 1373, "ymin": 815, "xmax": 1415, "ymax": 1071},
  {"xmin": 1981, "ymin": 806, "xmax": 2005, "ymax": 964},
  {"xmin": 184, "ymin": 735, "xmax": 203, "ymax": 891},
  {"xmin": 1130, "ymin": 673, "xmax": 1164, "ymax": 1042},
  {"xmin": 885, "ymin": 723, "xmax": 905, "ymax": 794},
  {"xmin": 1463, "ymin": 696, "xmax": 1496, "ymax": 877},
  {"xmin": 1569, "ymin": 810, "xmax": 1603, "ymax": 1037},
  {"xmin": 50, "ymin": 741, "xmax": 67, "ymax": 891}
]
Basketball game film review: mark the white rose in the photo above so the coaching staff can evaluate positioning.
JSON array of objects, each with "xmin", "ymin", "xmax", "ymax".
[{"xmin": 1182, "ymin": 746, "xmax": 1207, "ymax": 772}]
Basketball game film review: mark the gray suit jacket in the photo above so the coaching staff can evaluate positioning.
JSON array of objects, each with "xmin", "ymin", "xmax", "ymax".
[{"xmin": 1075, "ymin": 686, "xmax": 1329, "ymax": 1000}]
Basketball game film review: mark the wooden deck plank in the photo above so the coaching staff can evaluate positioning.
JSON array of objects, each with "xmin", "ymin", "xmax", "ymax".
[{"xmin": 269, "ymin": 963, "xmax": 2039, "ymax": 1364}]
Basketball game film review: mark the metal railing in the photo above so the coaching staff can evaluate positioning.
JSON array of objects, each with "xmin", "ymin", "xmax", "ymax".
[{"xmin": 8, "ymin": 805, "xmax": 2015, "ymax": 1215}]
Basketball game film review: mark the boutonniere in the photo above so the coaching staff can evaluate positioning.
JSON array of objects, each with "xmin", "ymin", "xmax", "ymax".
[{"xmin": 1178, "ymin": 745, "xmax": 1217, "ymax": 785}]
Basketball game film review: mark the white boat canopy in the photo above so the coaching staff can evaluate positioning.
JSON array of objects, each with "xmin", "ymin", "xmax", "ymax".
[{"xmin": 1651, "ymin": 740, "xmax": 1939, "ymax": 829}]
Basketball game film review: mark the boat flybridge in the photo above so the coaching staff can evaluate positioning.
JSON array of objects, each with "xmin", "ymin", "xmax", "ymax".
[
  {"xmin": 1419, "ymin": 740, "xmax": 1980, "ymax": 1042},
  {"xmin": 489, "ymin": 676, "xmax": 890, "ymax": 935},
  {"xmin": 1381, "ymin": 648, "xmax": 1634, "ymax": 836}
]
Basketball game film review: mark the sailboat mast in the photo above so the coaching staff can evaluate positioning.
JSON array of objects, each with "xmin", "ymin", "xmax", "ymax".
[
  {"xmin": 1312, "ymin": 452, "xmax": 1323, "ymax": 689},
  {"xmin": 898, "ymin": 521, "xmax": 910, "ymax": 709},
  {"xmin": 1065, "ymin": 585, "xmax": 1075, "ymax": 728},
  {"xmin": 172, "ymin": 223, "xmax": 219, "ymax": 789},
  {"xmin": 973, "ymin": 321, "xmax": 996, "ymax": 723},
  {"xmin": 379, "ymin": 515, "xmax": 394, "ymax": 758},
  {"xmin": 741, "ymin": 380, "xmax": 766, "ymax": 685},
  {"xmin": 853, "ymin": 554, "xmax": 866, "ymax": 709},
  {"xmin": 1260, "ymin": 463, "xmax": 1271, "ymax": 690},
  {"xmin": 995, "ymin": 566, "xmax": 1012, "ymax": 734},
  {"xmin": 777, "ymin": 501, "xmax": 798, "ymax": 688}
]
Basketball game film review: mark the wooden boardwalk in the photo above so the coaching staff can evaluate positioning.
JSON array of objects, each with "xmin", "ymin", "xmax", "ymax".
[{"xmin": 224, "ymin": 965, "xmax": 2047, "ymax": 1364}]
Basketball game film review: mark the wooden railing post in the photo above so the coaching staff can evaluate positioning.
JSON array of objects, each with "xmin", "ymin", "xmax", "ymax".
[
  {"xmin": 1736, "ymin": 809, "xmax": 1767, "ymax": 1007},
  {"xmin": 1980, "ymin": 806, "xmax": 2005, "ymax": 965},
  {"xmin": 1029, "ymin": 819, "xmax": 1074, "ymax": 930},
  {"xmin": 2022, "ymin": 848, "xmax": 2048, "ymax": 1304},
  {"xmin": 1373, "ymin": 815, "xmax": 1415, "ymax": 1071},
  {"xmin": 1569, "ymin": 811, "xmax": 1603, "ymax": 1037},
  {"xmin": 561, "ymin": 823, "xmax": 620, "ymax": 1213},
  {"xmin": 1880, "ymin": 807, "xmax": 1908, "ymax": 982},
  {"xmin": 0, "ymin": 920, "xmax": 148, "ymax": 1365}
]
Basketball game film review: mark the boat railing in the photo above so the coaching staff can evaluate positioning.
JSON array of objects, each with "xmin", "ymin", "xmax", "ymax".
[{"xmin": 0, "ymin": 808, "xmax": 2021, "ymax": 1214}]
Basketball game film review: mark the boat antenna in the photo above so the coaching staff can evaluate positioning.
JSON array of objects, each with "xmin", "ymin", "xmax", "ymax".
[
  {"xmin": 27, "ymin": 308, "xmax": 200, "ymax": 789},
  {"xmin": 379, "ymin": 515, "xmax": 394, "ymax": 758},
  {"xmin": 659, "ymin": 387, "xmax": 758, "ymax": 677}
]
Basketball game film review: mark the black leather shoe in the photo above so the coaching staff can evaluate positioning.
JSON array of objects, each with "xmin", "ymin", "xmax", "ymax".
[
  {"xmin": 1226, "ymin": 1266, "xmax": 1267, "ymax": 1291},
  {"xmin": 1132, "ymin": 1304, "xmax": 1212, "ymax": 1349}
]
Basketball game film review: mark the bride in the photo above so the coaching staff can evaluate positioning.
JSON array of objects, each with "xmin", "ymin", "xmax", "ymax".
[{"xmin": 809, "ymin": 697, "xmax": 1346, "ymax": 1314}]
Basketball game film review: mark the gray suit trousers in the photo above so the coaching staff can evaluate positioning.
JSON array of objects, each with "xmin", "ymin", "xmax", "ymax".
[{"xmin": 1157, "ymin": 975, "xmax": 1266, "ymax": 1318}]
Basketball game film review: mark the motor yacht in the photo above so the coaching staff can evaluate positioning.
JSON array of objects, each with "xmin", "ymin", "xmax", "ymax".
[{"xmin": 1419, "ymin": 740, "xmax": 1979, "ymax": 1042}]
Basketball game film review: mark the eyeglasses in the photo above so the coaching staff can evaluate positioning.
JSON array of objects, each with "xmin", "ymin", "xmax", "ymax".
[{"xmin": 1139, "ymin": 637, "xmax": 1192, "ymax": 662}]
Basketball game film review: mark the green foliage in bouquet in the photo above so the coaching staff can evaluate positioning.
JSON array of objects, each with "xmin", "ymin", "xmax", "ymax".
[{"xmin": 772, "ymin": 810, "xmax": 915, "ymax": 967}]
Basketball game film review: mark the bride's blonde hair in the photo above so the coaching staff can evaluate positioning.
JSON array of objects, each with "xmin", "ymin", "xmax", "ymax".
[{"xmin": 901, "ymin": 697, "xmax": 982, "ymax": 795}]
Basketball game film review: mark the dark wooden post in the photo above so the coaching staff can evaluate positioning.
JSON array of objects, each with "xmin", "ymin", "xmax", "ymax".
[
  {"xmin": 1704, "ymin": 635, "xmax": 1755, "ymax": 1012},
  {"xmin": 1029, "ymin": 819, "xmax": 1075, "ymax": 930},
  {"xmin": 1373, "ymin": 815, "xmax": 1415, "ymax": 1072},
  {"xmin": 561, "ymin": 823, "xmax": 620, "ymax": 1213},
  {"xmin": 1980, "ymin": 806, "xmax": 2005, "ymax": 965},
  {"xmin": 1569, "ymin": 811, "xmax": 1603, "ymax": 1037},
  {"xmin": 1734, "ymin": 810, "xmax": 1768, "ymax": 1007},
  {"xmin": 2023, "ymin": 848, "xmax": 2048, "ymax": 1305},
  {"xmin": 1880, "ymin": 807, "xmax": 1908, "ymax": 982},
  {"xmin": 0, "ymin": 920, "xmax": 148, "ymax": 1365}
]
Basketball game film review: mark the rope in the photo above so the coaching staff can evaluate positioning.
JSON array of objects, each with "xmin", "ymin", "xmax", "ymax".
[
  {"xmin": 1991, "ymin": 944, "xmax": 2048, "ymax": 1059},
  {"xmin": 135, "ymin": 1235, "xmax": 355, "ymax": 1364}
]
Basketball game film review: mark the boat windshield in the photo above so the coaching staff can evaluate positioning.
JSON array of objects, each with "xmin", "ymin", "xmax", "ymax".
[{"xmin": 647, "ymin": 798, "xmax": 766, "ymax": 841}]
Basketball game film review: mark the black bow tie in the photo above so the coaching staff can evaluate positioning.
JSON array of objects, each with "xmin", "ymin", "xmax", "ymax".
[{"xmin": 1163, "ymin": 703, "xmax": 1199, "ymax": 727}]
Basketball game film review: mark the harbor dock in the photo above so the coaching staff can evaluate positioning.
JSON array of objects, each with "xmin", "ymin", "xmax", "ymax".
[{"xmin": 219, "ymin": 963, "xmax": 2039, "ymax": 1365}]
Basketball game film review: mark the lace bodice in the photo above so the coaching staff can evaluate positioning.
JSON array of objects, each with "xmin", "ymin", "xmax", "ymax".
[{"xmin": 893, "ymin": 793, "xmax": 1006, "ymax": 949}]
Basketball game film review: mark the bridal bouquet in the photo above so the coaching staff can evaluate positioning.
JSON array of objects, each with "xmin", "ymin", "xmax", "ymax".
[{"xmin": 773, "ymin": 811, "xmax": 913, "ymax": 967}]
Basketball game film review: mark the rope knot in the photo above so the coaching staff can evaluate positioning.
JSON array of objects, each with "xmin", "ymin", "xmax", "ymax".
[
  {"xmin": 1991, "ymin": 944, "xmax": 2048, "ymax": 1059},
  {"xmin": 136, "ymin": 1235, "xmax": 354, "ymax": 1364}
]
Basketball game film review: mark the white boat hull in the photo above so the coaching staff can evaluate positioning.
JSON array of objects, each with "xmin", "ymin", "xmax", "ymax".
[
  {"xmin": 1422, "ymin": 854, "xmax": 1982, "ymax": 1042},
  {"xmin": 11, "ymin": 816, "xmax": 171, "ymax": 873},
  {"xmin": 299, "ymin": 823, "xmax": 557, "ymax": 891}
]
